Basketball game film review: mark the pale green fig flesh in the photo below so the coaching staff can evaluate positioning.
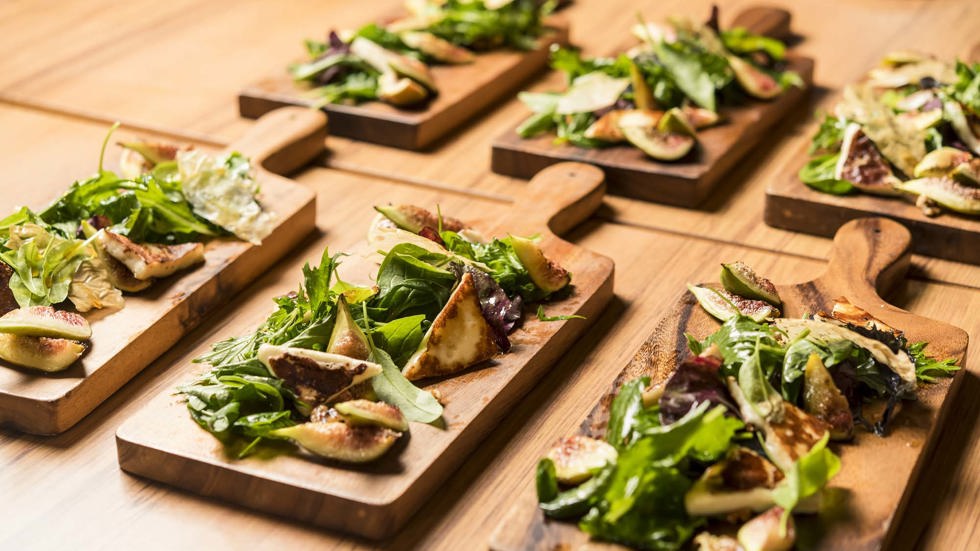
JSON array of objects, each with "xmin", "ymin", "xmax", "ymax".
[
  {"xmin": 688, "ymin": 284, "xmax": 780, "ymax": 323},
  {"xmin": 630, "ymin": 60, "xmax": 656, "ymax": 110},
  {"xmin": 377, "ymin": 73, "xmax": 429, "ymax": 105},
  {"xmin": 0, "ymin": 306, "xmax": 91, "ymax": 340},
  {"xmin": 803, "ymin": 353, "xmax": 854, "ymax": 440},
  {"xmin": 545, "ymin": 435, "xmax": 618, "ymax": 485},
  {"xmin": 620, "ymin": 125, "xmax": 695, "ymax": 161},
  {"xmin": 334, "ymin": 399, "xmax": 409, "ymax": 431},
  {"xmin": 374, "ymin": 204, "xmax": 465, "ymax": 234},
  {"xmin": 271, "ymin": 421, "xmax": 400, "ymax": 463},
  {"xmin": 509, "ymin": 236, "xmax": 570, "ymax": 294},
  {"xmin": 728, "ymin": 55, "xmax": 781, "ymax": 99},
  {"xmin": 681, "ymin": 105, "xmax": 721, "ymax": 129},
  {"xmin": 657, "ymin": 107, "xmax": 697, "ymax": 137},
  {"xmin": 913, "ymin": 147, "xmax": 973, "ymax": 178},
  {"xmin": 951, "ymin": 158, "xmax": 980, "ymax": 185},
  {"xmin": 0, "ymin": 333, "xmax": 86, "ymax": 372},
  {"xmin": 720, "ymin": 261, "xmax": 781, "ymax": 306},
  {"xmin": 897, "ymin": 177, "xmax": 980, "ymax": 214},
  {"xmin": 326, "ymin": 296, "xmax": 371, "ymax": 361}
]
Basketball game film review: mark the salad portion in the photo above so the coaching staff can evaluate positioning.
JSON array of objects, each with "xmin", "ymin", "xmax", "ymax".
[
  {"xmin": 800, "ymin": 52, "xmax": 980, "ymax": 216},
  {"xmin": 289, "ymin": 0, "xmax": 557, "ymax": 108},
  {"xmin": 535, "ymin": 262, "xmax": 957, "ymax": 550},
  {"xmin": 0, "ymin": 128, "xmax": 274, "ymax": 373},
  {"xmin": 180, "ymin": 204, "xmax": 574, "ymax": 463},
  {"xmin": 516, "ymin": 7, "xmax": 802, "ymax": 161}
]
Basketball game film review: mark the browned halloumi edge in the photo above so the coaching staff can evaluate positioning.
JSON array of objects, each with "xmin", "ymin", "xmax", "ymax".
[
  {"xmin": 256, "ymin": 344, "xmax": 382, "ymax": 410},
  {"xmin": 685, "ymin": 447, "xmax": 786, "ymax": 517},
  {"xmin": 100, "ymin": 230, "xmax": 204, "ymax": 280},
  {"xmin": 401, "ymin": 272, "xmax": 499, "ymax": 381}
]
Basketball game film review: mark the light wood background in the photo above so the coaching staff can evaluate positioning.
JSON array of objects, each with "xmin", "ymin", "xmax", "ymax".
[{"xmin": 0, "ymin": 1, "xmax": 978, "ymax": 550}]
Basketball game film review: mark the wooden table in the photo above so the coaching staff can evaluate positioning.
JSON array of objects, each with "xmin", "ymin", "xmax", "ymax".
[{"xmin": 0, "ymin": 1, "xmax": 978, "ymax": 550}]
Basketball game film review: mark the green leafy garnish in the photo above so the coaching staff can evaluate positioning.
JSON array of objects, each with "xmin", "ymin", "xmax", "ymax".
[
  {"xmin": 536, "ymin": 305, "xmax": 585, "ymax": 322},
  {"xmin": 798, "ymin": 153, "xmax": 855, "ymax": 195},
  {"xmin": 908, "ymin": 341, "xmax": 960, "ymax": 383}
]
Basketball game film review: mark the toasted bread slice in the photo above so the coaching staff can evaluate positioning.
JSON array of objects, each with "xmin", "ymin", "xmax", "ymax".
[
  {"xmin": 402, "ymin": 272, "xmax": 499, "ymax": 381},
  {"xmin": 100, "ymin": 231, "xmax": 204, "ymax": 280}
]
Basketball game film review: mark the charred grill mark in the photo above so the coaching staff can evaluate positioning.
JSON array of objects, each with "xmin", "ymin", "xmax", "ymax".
[{"xmin": 269, "ymin": 355, "xmax": 367, "ymax": 407}]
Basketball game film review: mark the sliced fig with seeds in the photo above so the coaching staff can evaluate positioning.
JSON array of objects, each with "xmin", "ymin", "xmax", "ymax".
[
  {"xmin": 897, "ymin": 177, "xmax": 980, "ymax": 215},
  {"xmin": 0, "ymin": 333, "xmax": 86, "ymax": 372},
  {"xmin": 545, "ymin": 435, "xmax": 618, "ymax": 485},
  {"xmin": 271, "ymin": 421, "xmax": 400, "ymax": 463},
  {"xmin": 720, "ymin": 261, "xmax": 781, "ymax": 306},
  {"xmin": 834, "ymin": 123, "xmax": 902, "ymax": 196},
  {"xmin": 334, "ymin": 399, "xmax": 409, "ymax": 432},
  {"xmin": 0, "ymin": 306, "xmax": 91, "ymax": 341},
  {"xmin": 688, "ymin": 284, "xmax": 780, "ymax": 323}
]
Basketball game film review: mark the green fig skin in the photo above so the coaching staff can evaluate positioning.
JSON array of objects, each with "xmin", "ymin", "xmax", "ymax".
[{"xmin": 720, "ymin": 262, "xmax": 782, "ymax": 306}]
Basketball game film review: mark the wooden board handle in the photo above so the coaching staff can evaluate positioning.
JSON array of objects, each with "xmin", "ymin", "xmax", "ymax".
[
  {"xmin": 820, "ymin": 217, "xmax": 912, "ymax": 300},
  {"xmin": 732, "ymin": 6, "xmax": 792, "ymax": 39},
  {"xmin": 509, "ymin": 162, "xmax": 606, "ymax": 236},
  {"xmin": 226, "ymin": 106, "xmax": 327, "ymax": 176}
]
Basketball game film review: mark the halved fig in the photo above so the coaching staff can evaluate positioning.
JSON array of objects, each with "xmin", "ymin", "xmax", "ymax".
[
  {"xmin": 545, "ymin": 435, "xmax": 618, "ymax": 485},
  {"xmin": 374, "ymin": 204, "xmax": 465, "ymax": 234},
  {"xmin": 585, "ymin": 109, "xmax": 662, "ymax": 142},
  {"xmin": 377, "ymin": 73, "xmax": 429, "ymax": 106},
  {"xmin": 720, "ymin": 261, "xmax": 781, "ymax": 306},
  {"xmin": 271, "ymin": 421, "xmax": 400, "ymax": 463},
  {"xmin": 657, "ymin": 107, "xmax": 697, "ymax": 137},
  {"xmin": 0, "ymin": 333, "xmax": 86, "ymax": 372},
  {"xmin": 0, "ymin": 306, "xmax": 91, "ymax": 340},
  {"xmin": 509, "ymin": 236, "xmax": 570, "ymax": 294},
  {"xmin": 951, "ymin": 157, "xmax": 980, "ymax": 185},
  {"xmin": 621, "ymin": 125, "xmax": 695, "ymax": 161},
  {"xmin": 688, "ymin": 284, "xmax": 780, "ymax": 323},
  {"xmin": 335, "ymin": 399, "xmax": 409, "ymax": 432},
  {"xmin": 913, "ymin": 147, "xmax": 973, "ymax": 178},
  {"xmin": 834, "ymin": 123, "xmax": 902, "ymax": 196},
  {"xmin": 737, "ymin": 507, "xmax": 795, "ymax": 551},
  {"xmin": 400, "ymin": 31, "xmax": 474, "ymax": 64},
  {"xmin": 802, "ymin": 353, "xmax": 853, "ymax": 440},
  {"xmin": 326, "ymin": 296, "xmax": 371, "ymax": 361},
  {"xmin": 257, "ymin": 344, "xmax": 382, "ymax": 409},
  {"xmin": 728, "ymin": 55, "xmax": 781, "ymax": 100},
  {"xmin": 630, "ymin": 60, "xmax": 656, "ymax": 110},
  {"xmin": 682, "ymin": 105, "xmax": 721, "ymax": 129},
  {"xmin": 896, "ymin": 177, "xmax": 980, "ymax": 215}
]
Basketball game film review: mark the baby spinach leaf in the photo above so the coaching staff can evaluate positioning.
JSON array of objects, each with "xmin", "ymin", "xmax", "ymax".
[
  {"xmin": 799, "ymin": 153, "xmax": 855, "ymax": 195},
  {"xmin": 369, "ymin": 348, "xmax": 443, "ymax": 424}
]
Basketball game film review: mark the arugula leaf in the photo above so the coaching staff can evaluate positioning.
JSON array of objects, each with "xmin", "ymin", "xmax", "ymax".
[
  {"xmin": 700, "ymin": 316, "xmax": 784, "ymax": 377},
  {"xmin": 949, "ymin": 60, "xmax": 980, "ymax": 115},
  {"xmin": 536, "ymin": 305, "xmax": 585, "ymax": 322},
  {"xmin": 799, "ymin": 153, "xmax": 855, "ymax": 195},
  {"xmin": 907, "ymin": 341, "xmax": 960, "ymax": 383},
  {"xmin": 809, "ymin": 114, "xmax": 849, "ymax": 154},
  {"xmin": 369, "ymin": 347, "xmax": 443, "ymax": 424}
]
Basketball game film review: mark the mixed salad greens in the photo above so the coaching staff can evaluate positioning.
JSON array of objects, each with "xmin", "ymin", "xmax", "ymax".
[
  {"xmin": 290, "ymin": 0, "xmax": 557, "ymax": 107},
  {"xmin": 800, "ymin": 52, "xmax": 980, "ymax": 216},
  {"xmin": 516, "ymin": 7, "xmax": 802, "ymax": 161},
  {"xmin": 536, "ymin": 261, "xmax": 957, "ymax": 550},
  {"xmin": 180, "ymin": 204, "xmax": 574, "ymax": 462},
  {"xmin": 0, "ymin": 127, "xmax": 273, "ymax": 373}
]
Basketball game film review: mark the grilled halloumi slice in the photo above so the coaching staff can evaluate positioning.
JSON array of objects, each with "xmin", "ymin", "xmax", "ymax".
[
  {"xmin": 686, "ymin": 447, "xmax": 786, "ymax": 516},
  {"xmin": 257, "ymin": 344, "xmax": 382, "ymax": 409},
  {"xmin": 402, "ymin": 272, "xmax": 499, "ymax": 381},
  {"xmin": 100, "ymin": 231, "xmax": 204, "ymax": 280}
]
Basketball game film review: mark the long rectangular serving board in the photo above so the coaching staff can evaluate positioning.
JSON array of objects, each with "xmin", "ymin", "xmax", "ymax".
[
  {"xmin": 491, "ymin": 7, "xmax": 814, "ymax": 207},
  {"xmin": 765, "ymin": 141, "xmax": 980, "ymax": 266},
  {"xmin": 490, "ymin": 217, "xmax": 969, "ymax": 551},
  {"xmin": 0, "ymin": 107, "xmax": 324, "ymax": 435},
  {"xmin": 239, "ymin": 15, "xmax": 568, "ymax": 150},
  {"xmin": 115, "ymin": 162, "xmax": 616, "ymax": 540}
]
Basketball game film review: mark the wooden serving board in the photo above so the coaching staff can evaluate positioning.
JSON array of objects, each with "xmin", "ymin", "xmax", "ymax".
[
  {"xmin": 115, "ymin": 162, "xmax": 615, "ymax": 540},
  {"xmin": 0, "ymin": 107, "xmax": 324, "ymax": 435},
  {"xmin": 490, "ymin": 217, "xmax": 969, "ymax": 551},
  {"xmin": 765, "ymin": 139, "xmax": 980, "ymax": 267},
  {"xmin": 239, "ymin": 16, "xmax": 569, "ymax": 150},
  {"xmin": 491, "ymin": 7, "xmax": 815, "ymax": 207}
]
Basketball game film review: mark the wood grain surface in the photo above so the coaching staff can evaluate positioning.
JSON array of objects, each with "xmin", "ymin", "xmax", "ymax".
[
  {"xmin": 490, "ymin": 217, "xmax": 969, "ymax": 551},
  {"xmin": 0, "ymin": 107, "xmax": 322, "ymax": 434},
  {"xmin": 490, "ymin": 7, "xmax": 815, "ymax": 206},
  {"xmin": 115, "ymin": 162, "xmax": 615, "ymax": 540},
  {"xmin": 240, "ymin": 18, "xmax": 568, "ymax": 150},
  {"xmin": 1, "ymin": 1, "xmax": 980, "ymax": 550}
]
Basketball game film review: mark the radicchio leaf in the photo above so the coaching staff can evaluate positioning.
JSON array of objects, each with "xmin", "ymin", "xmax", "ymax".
[
  {"xmin": 314, "ymin": 31, "xmax": 353, "ymax": 85},
  {"xmin": 451, "ymin": 264, "xmax": 523, "ymax": 352},
  {"xmin": 659, "ymin": 353, "xmax": 739, "ymax": 425}
]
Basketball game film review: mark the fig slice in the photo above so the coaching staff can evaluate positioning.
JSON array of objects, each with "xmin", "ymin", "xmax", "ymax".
[
  {"xmin": 271, "ymin": 421, "xmax": 400, "ymax": 463},
  {"xmin": 737, "ymin": 507, "xmax": 796, "ymax": 551},
  {"xmin": 326, "ymin": 296, "xmax": 371, "ymax": 361},
  {"xmin": 630, "ymin": 59, "xmax": 656, "ymax": 110},
  {"xmin": 334, "ymin": 399, "xmax": 409, "ymax": 432},
  {"xmin": 913, "ymin": 147, "xmax": 973, "ymax": 178},
  {"xmin": 373, "ymin": 204, "xmax": 465, "ymax": 234},
  {"xmin": 0, "ymin": 306, "xmax": 91, "ymax": 341},
  {"xmin": 802, "ymin": 353, "xmax": 853, "ymax": 440},
  {"xmin": 834, "ymin": 123, "xmax": 902, "ymax": 196},
  {"xmin": 720, "ymin": 261, "xmax": 781, "ymax": 306},
  {"xmin": 688, "ymin": 284, "xmax": 780, "ymax": 323},
  {"xmin": 545, "ymin": 435, "xmax": 618, "ymax": 485},
  {"xmin": 728, "ymin": 55, "xmax": 781, "ymax": 100},
  {"xmin": 509, "ymin": 236, "xmax": 570, "ymax": 294},
  {"xmin": 681, "ymin": 105, "xmax": 721, "ymax": 129},
  {"xmin": 377, "ymin": 73, "xmax": 429, "ymax": 106},
  {"xmin": 0, "ymin": 333, "xmax": 86, "ymax": 372},
  {"xmin": 657, "ymin": 107, "xmax": 697, "ymax": 137},
  {"xmin": 946, "ymin": 100, "xmax": 980, "ymax": 155},
  {"xmin": 951, "ymin": 158, "xmax": 980, "ymax": 185},
  {"xmin": 620, "ymin": 125, "xmax": 695, "ymax": 161},
  {"xmin": 896, "ymin": 177, "xmax": 980, "ymax": 215}
]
